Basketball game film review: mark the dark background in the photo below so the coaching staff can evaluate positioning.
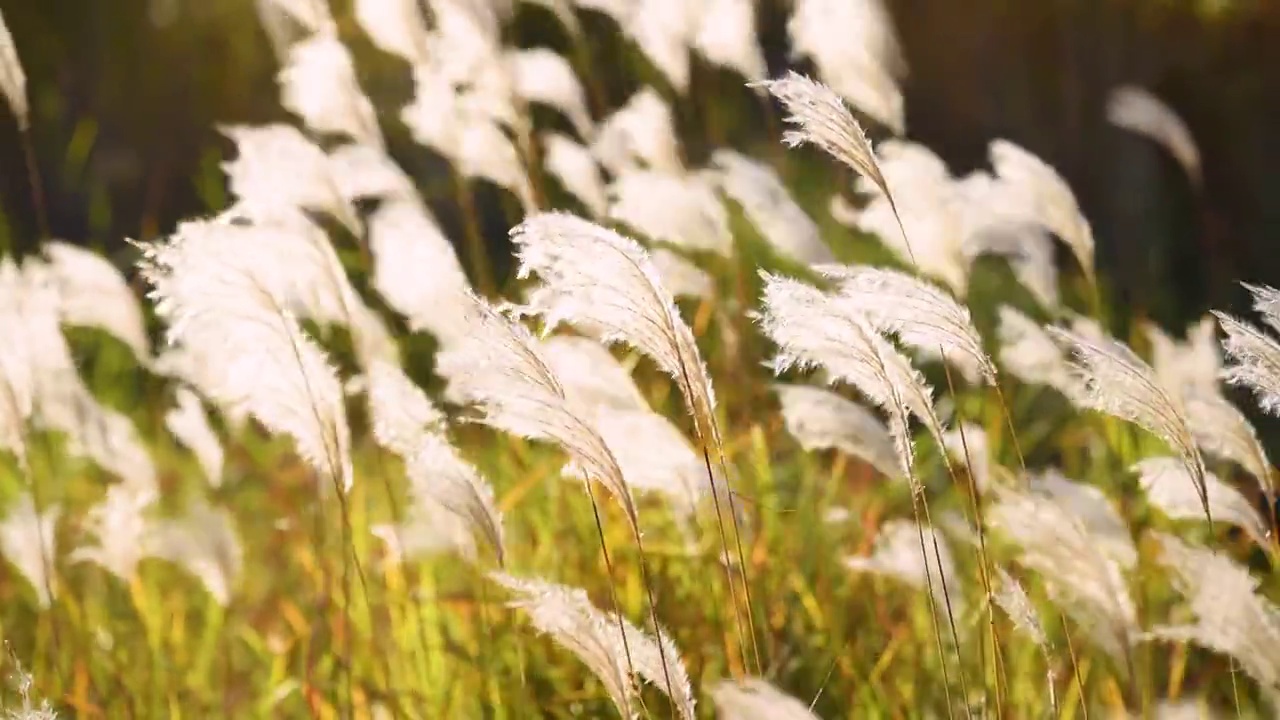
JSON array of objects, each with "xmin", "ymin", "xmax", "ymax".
[{"xmin": 0, "ymin": 0, "xmax": 1276, "ymax": 331}]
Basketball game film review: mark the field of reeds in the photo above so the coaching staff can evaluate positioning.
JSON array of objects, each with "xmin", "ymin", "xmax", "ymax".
[{"xmin": 1, "ymin": 0, "xmax": 1278, "ymax": 718}]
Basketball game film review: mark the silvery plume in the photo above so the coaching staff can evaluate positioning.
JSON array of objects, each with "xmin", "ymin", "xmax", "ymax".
[
  {"xmin": 539, "ymin": 335, "xmax": 647, "ymax": 412},
  {"xmin": 1181, "ymin": 386, "xmax": 1272, "ymax": 501},
  {"xmin": 367, "ymin": 197, "xmax": 473, "ymax": 349},
  {"xmin": 140, "ymin": 219, "xmax": 354, "ymax": 493},
  {"xmin": 995, "ymin": 306, "xmax": 1077, "ymax": 397},
  {"xmin": 1144, "ymin": 315, "xmax": 1221, "ymax": 397},
  {"xmin": 759, "ymin": 273, "xmax": 942, "ymax": 480},
  {"xmin": 0, "ymin": 7, "xmax": 28, "ymax": 129},
  {"xmin": 507, "ymin": 48, "xmax": 593, "ymax": 139},
  {"xmin": 541, "ymin": 132, "xmax": 608, "ymax": 217},
  {"xmin": 366, "ymin": 361, "xmax": 504, "ymax": 563},
  {"xmin": 787, "ymin": 0, "xmax": 905, "ymax": 133},
  {"xmin": 35, "ymin": 241, "xmax": 150, "ymax": 361},
  {"xmin": 0, "ymin": 262, "xmax": 40, "ymax": 464},
  {"xmin": 164, "ymin": 387, "xmax": 225, "ymax": 487},
  {"xmin": 1214, "ymin": 283, "xmax": 1280, "ymax": 416},
  {"xmin": 649, "ymin": 247, "xmax": 714, "ymax": 301},
  {"xmin": 1107, "ymin": 85, "xmax": 1201, "ymax": 187},
  {"xmin": 624, "ymin": 0, "xmax": 696, "ymax": 93},
  {"xmin": 710, "ymin": 149, "xmax": 834, "ymax": 265},
  {"xmin": 773, "ymin": 382, "xmax": 899, "ymax": 479},
  {"xmin": 1049, "ymin": 327, "xmax": 1209, "ymax": 519},
  {"xmin": 1134, "ymin": 457, "xmax": 1268, "ymax": 548},
  {"xmin": 492, "ymin": 572, "xmax": 697, "ymax": 720},
  {"xmin": 691, "ymin": 0, "xmax": 767, "ymax": 81},
  {"xmin": 710, "ymin": 678, "xmax": 820, "ymax": 720},
  {"xmin": 753, "ymin": 72, "xmax": 889, "ymax": 201},
  {"xmin": 845, "ymin": 520, "xmax": 964, "ymax": 625},
  {"xmin": 353, "ymin": 0, "xmax": 430, "ymax": 65},
  {"xmin": 990, "ymin": 487, "xmax": 1137, "ymax": 667},
  {"xmin": 144, "ymin": 499, "xmax": 243, "ymax": 606},
  {"xmin": 278, "ymin": 34, "xmax": 383, "ymax": 148},
  {"xmin": 0, "ymin": 494, "xmax": 58, "ymax": 608},
  {"xmin": 987, "ymin": 140, "xmax": 1095, "ymax": 283},
  {"xmin": 326, "ymin": 143, "xmax": 418, "ymax": 204},
  {"xmin": 817, "ymin": 265, "xmax": 996, "ymax": 384},
  {"xmin": 70, "ymin": 484, "xmax": 157, "ymax": 583},
  {"xmin": 941, "ymin": 423, "xmax": 995, "ymax": 493},
  {"xmin": 591, "ymin": 88, "xmax": 683, "ymax": 175},
  {"xmin": 1147, "ymin": 532, "xmax": 1280, "ymax": 699},
  {"xmin": 436, "ymin": 293, "xmax": 639, "ymax": 527},
  {"xmin": 220, "ymin": 124, "xmax": 360, "ymax": 234},
  {"xmin": 511, "ymin": 213, "xmax": 718, "ymax": 435},
  {"xmin": 607, "ymin": 169, "xmax": 732, "ymax": 257},
  {"xmin": 1029, "ymin": 468, "xmax": 1136, "ymax": 568},
  {"xmin": 956, "ymin": 169, "xmax": 1061, "ymax": 308}
]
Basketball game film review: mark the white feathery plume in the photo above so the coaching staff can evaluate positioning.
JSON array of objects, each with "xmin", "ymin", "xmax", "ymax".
[
  {"xmin": 348, "ymin": 297, "xmax": 401, "ymax": 370},
  {"xmin": 1048, "ymin": 326, "xmax": 1209, "ymax": 516},
  {"xmin": 845, "ymin": 520, "xmax": 964, "ymax": 622},
  {"xmin": 164, "ymin": 387, "xmax": 226, "ymax": 487},
  {"xmin": 1182, "ymin": 386, "xmax": 1272, "ymax": 498},
  {"xmin": 691, "ymin": 0, "xmax": 766, "ymax": 81},
  {"xmin": 0, "ymin": 494, "xmax": 58, "ymax": 608},
  {"xmin": 995, "ymin": 306, "xmax": 1076, "ymax": 396},
  {"xmin": 758, "ymin": 273, "xmax": 941, "ymax": 479},
  {"xmin": 36, "ymin": 241, "xmax": 150, "ymax": 360},
  {"xmin": 1214, "ymin": 283, "xmax": 1280, "ymax": 415},
  {"xmin": 507, "ymin": 48, "xmax": 593, "ymax": 138},
  {"xmin": 144, "ymin": 500, "xmax": 243, "ymax": 605},
  {"xmin": 625, "ymin": 0, "xmax": 695, "ymax": 93},
  {"xmin": 1029, "ymin": 468, "xmax": 1136, "ymax": 568},
  {"xmin": 279, "ymin": 34, "xmax": 383, "ymax": 148},
  {"xmin": 253, "ymin": 0, "xmax": 335, "ymax": 58},
  {"xmin": 456, "ymin": 121, "xmax": 537, "ymax": 212},
  {"xmin": 153, "ymin": 345, "xmax": 247, "ymax": 427},
  {"xmin": 942, "ymin": 423, "xmax": 993, "ymax": 493},
  {"xmin": 818, "ymin": 265, "xmax": 996, "ymax": 384},
  {"xmin": 1134, "ymin": 457, "xmax": 1268, "ymax": 547},
  {"xmin": 387, "ymin": 433, "xmax": 505, "ymax": 563},
  {"xmin": 1107, "ymin": 86, "xmax": 1201, "ymax": 187},
  {"xmin": 542, "ymin": 132, "xmax": 608, "ymax": 217},
  {"xmin": 991, "ymin": 566, "xmax": 1048, "ymax": 649},
  {"xmin": 1146, "ymin": 700, "xmax": 1225, "ymax": 720},
  {"xmin": 367, "ymin": 197, "xmax": 473, "ymax": 348},
  {"xmin": 354, "ymin": 0, "xmax": 430, "ymax": 64},
  {"xmin": 607, "ymin": 169, "xmax": 732, "ymax": 257},
  {"xmin": 988, "ymin": 140, "xmax": 1095, "ymax": 282},
  {"xmin": 71, "ymin": 484, "xmax": 157, "ymax": 582},
  {"xmin": 753, "ymin": 72, "xmax": 889, "ymax": 198},
  {"xmin": 990, "ymin": 487, "xmax": 1138, "ymax": 665},
  {"xmin": 0, "ymin": 8, "xmax": 28, "ymax": 129},
  {"xmin": 957, "ymin": 170, "xmax": 1061, "ymax": 308},
  {"xmin": 365, "ymin": 360, "xmax": 446, "ymax": 457},
  {"xmin": 586, "ymin": 406, "xmax": 712, "ymax": 524},
  {"xmin": 220, "ymin": 124, "xmax": 360, "ymax": 234},
  {"xmin": 492, "ymin": 572, "xmax": 696, "ymax": 720},
  {"xmin": 511, "ymin": 212, "xmax": 718, "ymax": 432},
  {"xmin": 538, "ymin": 335, "xmax": 647, "ymax": 412},
  {"xmin": 1144, "ymin": 315, "xmax": 1221, "ymax": 397},
  {"xmin": 591, "ymin": 88, "xmax": 683, "ymax": 175},
  {"xmin": 435, "ymin": 293, "xmax": 639, "ymax": 524},
  {"xmin": 0, "ymin": 262, "xmax": 40, "ymax": 464},
  {"xmin": 710, "ymin": 678, "xmax": 820, "ymax": 720},
  {"xmin": 327, "ymin": 143, "xmax": 417, "ymax": 203},
  {"xmin": 773, "ymin": 382, "xmax": 899, "ymax": 478},
  {"xmin": 140, "ymin": 219, "xmax": 354, "ymax": 493},
  {"xmin": 787, "ymin": 0, "xmax": 905, "ymax": 133},
  {"xmin": 648, "ymin": 247, "xmax": 714, "ymax": 300},
  {"xmin": 1148, "ymin": 532, "xmax": 1280, "ymax": 694},
  {"xmin": 709, "ymin": 149, "xmax": 834, "ymax": 265},
  {"xmin": 364, "ymin": 359, "xmax": 505, "ymax": 562}
]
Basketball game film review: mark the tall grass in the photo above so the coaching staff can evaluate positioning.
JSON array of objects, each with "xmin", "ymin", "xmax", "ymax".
[{"xmin": 0, "ymin": 1, "xmax": 1276, "ymax": 718}]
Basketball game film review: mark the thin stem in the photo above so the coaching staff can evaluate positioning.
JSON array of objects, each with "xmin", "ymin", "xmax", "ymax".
[{"xmin": 582, "ymin": 481, "xmax": 640, "ymax": 719}]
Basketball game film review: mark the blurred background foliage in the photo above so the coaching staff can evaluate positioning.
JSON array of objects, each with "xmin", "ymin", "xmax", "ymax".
[{"xmin": 0, "ymin": 0, "xmax": 1277, "ymax": 330}]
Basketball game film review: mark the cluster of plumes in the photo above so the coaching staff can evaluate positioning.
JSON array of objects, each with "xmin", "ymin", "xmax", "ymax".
[{"xmin": 492, "ymin": 573, "xmax": 697, "ymax": 720}]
